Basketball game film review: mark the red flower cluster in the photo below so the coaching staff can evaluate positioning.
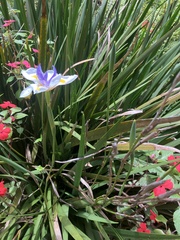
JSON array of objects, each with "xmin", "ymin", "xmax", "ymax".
[
  {"xmin": 153, "ymin": 178, "xmax": 173, "ymax": 196},
  {"xmin": 2, "ymin": 19, "xmax": 15, "ymax": 27},
  {"xmin": 6, "ymin": 62, "xmax": 19, "ymax": 68},
  {"xmin": 149, "ymin": 210, "xmax": 157, "ymax": 222},
  {"xmin": 0, "ymin": 181, "xmax": 7, "ymax": 196},
  {"xmin": 0, "ymin": 101, "xmax": 16, "ymax": 109},
  {"xmin": 136, "ymin": 210, "xmax": 157, "ymax": 233},
  {"xmin": 0, "ymin": 101, "xmax": 17, "ymax": 140},
  {"xmin": 137, "ymin": 222, "xmax": 151, "ymax": 233},
  {"xmin": 0, "ymin": 123, "xmax": 11, "ymax": 140},
  {"xmin": 6, "ymin": 60, "xmax": 31, "ymax": 69},
  {"xmin": 168, "ymin": 155, "xmax": 180, "ymax": 172}
]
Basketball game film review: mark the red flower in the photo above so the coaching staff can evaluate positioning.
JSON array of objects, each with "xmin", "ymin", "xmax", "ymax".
[
  {"xmin": 6, "ymin": 61, "xmax": 20, "ymax": 69},
  {"xmin": 150, "ymin": 210, "xmax": 157, "ymax": 221},
  {"xmin": 168, "ymin": 155, "xmax": 180, "ymax": 172},
  {"xmin": 0, "ymin": 101, "xmax": 17, "ymax": 109},
  {"xmin": 168, "ymin": 155, "xmax": 175, "ymax": 161},
  {"xmin": 137, "ymin": 223, "xmax": 151, "ymax": 233},
  {"xmin": 0, "ymin": 123, "xmax": 11, "ymax": 140},
  {"xmin": 6, "ymin": 60, "xmax": 31, "ymax": 69},
  {"xmin": 22, "ymin": 60, "xmax": 31, "ymax": 68},
  {"xmin": 0, "ymin": 181, "xmax": 7, "ymax": 196},
  {"xmin": 3, "ymin": 19, "xmax": 15, "ymax": 27},
  {"xmin": 28, "ymin": 32, "xmax": 33, "ymax": 39},
  {"xmin": 153, "ymin": 178, "xmax": 173, "ymax": 196}
]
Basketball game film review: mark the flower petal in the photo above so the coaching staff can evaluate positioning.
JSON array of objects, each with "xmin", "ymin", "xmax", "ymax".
[
  {"xmin": 32, "ymin": 48, "xmax": 39, "ymax": 53},
  {"xmin": 36, "ymin": 64, "xmax": 47, "ymax": 85},
  {"xmin": 0, "ymin": 101, "xmax": 16, "ymax": 109},
  {"xmin": 57, "ymin": 75, "xmax": 78, "ymax": 86},
  {"xmin": 163, "ymin": 179, "xmax": 173, "ymax": 190},
  {"xmin": 46, "ymin": 70, "xmax": 57, "ymax": 81},
  {"xmin": 46, "ymin": 66, "xmax": 58, "ymax": 82},
  {"xmin": 0, "ymin": 181, "xmax": 7, "ymax": 196},
  {"xmin": 153, "ymin": 185, "xmax": 166, "ymax": 196},
  {"xmin": 22, "ymin": 60, "xmax": 31, "ymax": 68},
  {"xmin": 30, "ymin": 84, "xmax": 48, "ymax": 94},
  {"xmin": 137, "ymin": 223, "xmax": 151, "ymax": 233},
  {"xmin": 21, "ymin": 68, "xmax": 38, "ymax": 82},
  {"xmin": 176, "ymin": 165, "xmax": 180, "ymax": 172},
  {"xmin": 150, "ymin": 210, "xmax": 157, "ymax": 221},
  {"xmin": 168, "ymin": 155, "xmax": 175, "ymax": 161},
  {"xmin": 20, "ymin": 86, "xmax": 33, "ymax": 98},
  {"xmin": 20, "ymin": 64, "xmax": 78, "ymax": 97},
  {"xmin": 49, "ymin": 74, "xmax": 62, "ymax": 88}
]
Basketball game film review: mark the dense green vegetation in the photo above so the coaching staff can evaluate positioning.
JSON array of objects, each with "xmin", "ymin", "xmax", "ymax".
[{"xmin": 0, "ymin": 0, "xmax": 180, "ymax": 239}]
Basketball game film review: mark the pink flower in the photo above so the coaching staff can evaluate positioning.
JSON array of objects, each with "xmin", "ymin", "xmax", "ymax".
[
  {"xmin": 0, "ymin": 101, "xmax": 17, "ymax": 109},
  {"xmin": 22, "ymin": 60, "xmax": 31, "ymax": 68},
  {"xmin": 3, "ymin": 19, "xmax": 15, "ymax": 27},
  {"xmin": 32, "ymin": 48, "xmax": 39, "ymax": 53},
  {"xmin": 168, "ymin": 155, "xmax": 175, "ymax": 161},
  {"xmin": 150, "ymin": 210, "xmax": 157, "ymax": 222},
  {"xmin": 0, "ymin": 181, "xmax": 7, "ymax": 196},
  {"xmin": 10, "ymin": 116, "xmax": 16, "ymax": 122},
  {"xmin": 6, "ymin": 62, "xmax": 20, "ymax": 68},
  {"xmin": 6, "ymin": 61, "xmax": 31, "ymax": 69},
  {"xmin": 137, "ymin": 223, "xmax": 151, "ymax": 233},
  {"xmin": 168, "ymin": 155, "xmax": 180, "ymax": 172},
  {"xmin": 153, "ymin": 178, "xmax": 173, "ymax": 196},
  {"xmin": 28, "ymin": 32, "xmax": 33, "ymax": 39},
  {"xmin": 0, "ymin": 123, "xmax": 11, "ymax": 140}
]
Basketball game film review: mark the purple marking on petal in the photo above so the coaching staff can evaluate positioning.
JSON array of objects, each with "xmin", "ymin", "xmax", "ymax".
[
  {"xmin": 47, "ymin": 66, "xmax": 58, "ymax": 82},
  {"xmin": 44, "ymin": 72, "xmax": 48, "ymax": 85},
  {"xmin": 36, "ymin": 64, "xmax": 47, "ymax": 86},
  {"xmin": 52, "ymin": 66, "xmax": 57, "ymax": 77},
  {"xmin": 36, "ymin": 64, "xmax": 59, "ymax": 88},
  {"xmin": 46, "ymin": 66, "xmax": 58, "ymax": 86}
]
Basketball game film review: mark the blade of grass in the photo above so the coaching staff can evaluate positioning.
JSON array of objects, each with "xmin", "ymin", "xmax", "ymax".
[
  {"xmin": 57, "ymin": 204, "xmax": 84, "ymax": 240},
  {"xmin": 73, "ymin": 112, "xmax": 86, "ymax": 195}
]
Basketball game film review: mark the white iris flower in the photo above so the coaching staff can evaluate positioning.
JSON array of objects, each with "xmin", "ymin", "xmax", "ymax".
[{"xmin": 20, "ymin": 64, "xmax": 78, "ymax": 98}]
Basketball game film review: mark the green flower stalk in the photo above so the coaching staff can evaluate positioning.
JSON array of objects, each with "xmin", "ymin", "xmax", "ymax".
[{"xmin": 38, "ymin": 0, "xmax": 47, "ymax": 70}]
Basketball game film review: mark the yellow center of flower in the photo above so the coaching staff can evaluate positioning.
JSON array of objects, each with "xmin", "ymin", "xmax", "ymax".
[
  {"xmin": 60, "ymin": 79, "xmax": 66, "ymax": 83},
  {"xmin": 32, "ymin": 74, "xmax": 38, "ymax": 79},
  {"xmin": 35, "ymin": 85, "xmax": 41, "ymax": 91}
]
